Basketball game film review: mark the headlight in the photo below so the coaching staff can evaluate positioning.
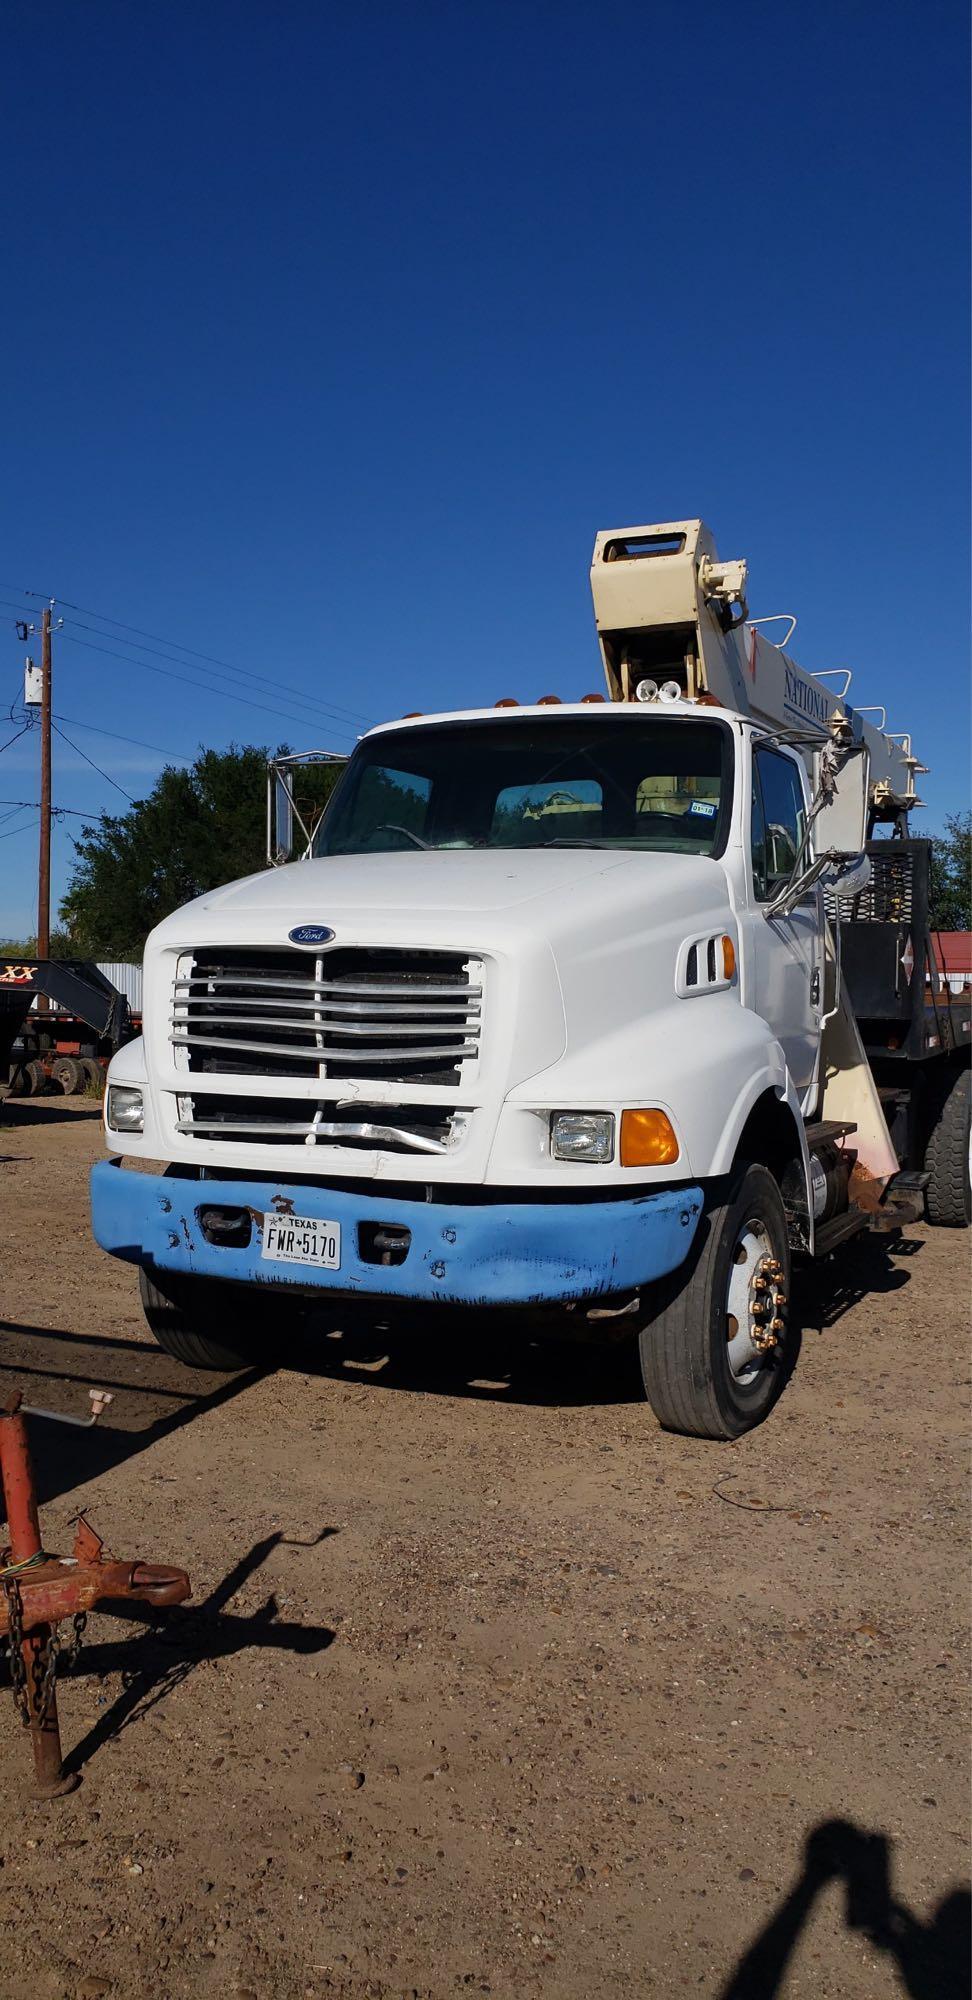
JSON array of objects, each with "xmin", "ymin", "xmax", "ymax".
[
  {"xmin": 106, "ymin": 1086, "xmax": 144, "ymax": 1133},
  {"xmin": 551, "ymin": 1112, "xmax": 615, "ymax": 1163}
]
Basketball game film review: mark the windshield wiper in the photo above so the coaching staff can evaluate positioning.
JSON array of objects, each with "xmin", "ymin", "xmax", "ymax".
[{"xmin": 537, "ymin": 837, "xmax": 616, "ymax": 848}]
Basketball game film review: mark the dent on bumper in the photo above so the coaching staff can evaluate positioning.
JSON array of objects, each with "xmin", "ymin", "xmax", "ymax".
[{"xmin": 90, "ymin": 1159, "xmax": 703, "ymax": 1308}]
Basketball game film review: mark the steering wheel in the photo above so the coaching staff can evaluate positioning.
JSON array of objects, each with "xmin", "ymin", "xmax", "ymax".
[{"xmin": 368, "ymin": 823, "xmax": 431, "ymax": 850}]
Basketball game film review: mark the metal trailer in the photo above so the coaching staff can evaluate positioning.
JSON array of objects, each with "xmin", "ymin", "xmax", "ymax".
[{"xmin": 0, "ymin": 959, "xmax": 131, "ymax": 1098}]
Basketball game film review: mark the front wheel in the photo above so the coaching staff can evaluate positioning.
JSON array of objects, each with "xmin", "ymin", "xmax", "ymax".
[
  {"xmin": 638, "ymin": 1161, "xmax": 796, "ymax": 1440},
  {"xmin": 139, "ymin": 1267, "xmax": 262, "ymax": 1370}
]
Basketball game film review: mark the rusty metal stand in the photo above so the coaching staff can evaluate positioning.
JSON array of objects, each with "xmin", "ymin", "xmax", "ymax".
[{"xmin": 0, "ymin": 1393, "xmax": 191, "ymax": 1800}]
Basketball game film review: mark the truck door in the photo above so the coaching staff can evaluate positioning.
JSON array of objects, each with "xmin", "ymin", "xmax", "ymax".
[{"xmin": 748, "ymin": 744, "xmax": 823, "ymax": 1104}]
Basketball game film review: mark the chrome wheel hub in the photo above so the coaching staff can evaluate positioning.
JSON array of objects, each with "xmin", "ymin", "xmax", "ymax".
[{"xmin": 725, "ymin": 1222, "xmax": 787, "ymax": 1384}]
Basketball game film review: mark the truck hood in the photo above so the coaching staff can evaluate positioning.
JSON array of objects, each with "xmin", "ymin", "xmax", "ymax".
[{"xmin": 148, "ymin": 846, "xmax": 723, "ymax": 944}]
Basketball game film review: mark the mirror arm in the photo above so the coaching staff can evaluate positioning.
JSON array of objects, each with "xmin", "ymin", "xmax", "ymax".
[{"xmin": 765, "ymin": 851, "xmax": 835, "ymax": 920}]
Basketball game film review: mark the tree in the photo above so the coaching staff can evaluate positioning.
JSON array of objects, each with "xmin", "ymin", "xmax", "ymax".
[
  {"xmin": 56, "ymin": 744, "xmax": 341, "ymax": 959},
  {"xmin": 928, "ymin": 809, "xmax": 971, "ymax": 932},
  {"xmin": 0, "ymin": 929, "xmax": 74, "ymax": 958}
]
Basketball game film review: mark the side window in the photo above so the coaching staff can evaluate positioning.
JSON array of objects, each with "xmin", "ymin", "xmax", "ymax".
[
  {"xmin": 751, "ymin": 772, "xmax": 769, "ymax": 899},
  {"xmin": 752, "ymin": 749, "xmax": 807, "ymax": 901}
]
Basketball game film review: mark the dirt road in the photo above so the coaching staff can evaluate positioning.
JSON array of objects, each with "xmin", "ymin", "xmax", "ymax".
[{"xmin": 0, "ymin": 1101, "xmax": 968, "ymax": 1998}]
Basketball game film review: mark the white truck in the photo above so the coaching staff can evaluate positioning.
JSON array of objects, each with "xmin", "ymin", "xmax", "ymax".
[{"xmin": 91, "ymin": 520, "xmax": 971, "ymax": 1438}]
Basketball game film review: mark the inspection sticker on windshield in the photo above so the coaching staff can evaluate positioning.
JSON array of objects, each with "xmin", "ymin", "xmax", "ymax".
[
  {"xmin": 261, "ymin": 1213, "xmax": 341, "ymax": 1269},
  {"xmin": 688, "ymin": 799, "xmax": 717, "ymax": 818}
]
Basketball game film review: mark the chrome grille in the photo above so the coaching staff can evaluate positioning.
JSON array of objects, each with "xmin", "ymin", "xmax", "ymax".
[
  {"xmin": 175, "ymin": 1093, "xmax": 465, "ymax": 1154},
  {"xmin": 171, "ymin": 947, "xmax": 482, "ymax": 1083}
]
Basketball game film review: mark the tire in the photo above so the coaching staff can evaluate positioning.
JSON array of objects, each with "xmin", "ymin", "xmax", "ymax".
[
  {"xmin": 80, "ymin": 1057, "xmax": 104, "ymax": 1088},
  {"xmin": 638, "ymin": 1160, "xmax": 796, "ymax": 1440},
  {"xmin": 924, "ymin": 1067, "xmax": 971, "ymax": 1227},
  {"xmin": 25, "ymin": 1059, "xmax": 49, "ymax": 1096},
  {"xmin": 52, "ymin": 1056, "xmax": 85, "ymax": 1095},
  {"xmin": 139, "ymin": 1266, "xmax": 260, "ymax": 1370}
]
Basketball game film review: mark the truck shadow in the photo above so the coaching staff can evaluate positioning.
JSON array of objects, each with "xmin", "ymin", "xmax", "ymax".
[
  {"xmin": 796, "ymin": 1230, "xmax": 923, "ymax": 1334},
  {"xmin": 285, "ymin": 1228, "xmax": 923, "ymax": 1407},
  {"xmin": 0, "ymin": 1318, "xmax": 265, "ymax": 1510},
  {"xmin": 291, "ymin": 1304, "xmax": 645, "ymax": 1407},
  {"xmin": 718, "ymin": 1816, "xmax": 970, "ymax": 2000}
]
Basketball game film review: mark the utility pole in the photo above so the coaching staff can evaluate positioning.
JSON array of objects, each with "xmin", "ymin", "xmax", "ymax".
[{"xmin": 37, "ymin": 604, "xmax": 52, "ymax": 966}]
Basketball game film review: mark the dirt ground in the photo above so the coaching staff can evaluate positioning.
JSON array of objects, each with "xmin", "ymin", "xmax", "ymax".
[{"xmin": 0, "ymin": 1100, "xmax": 968, "ymax": 2000}]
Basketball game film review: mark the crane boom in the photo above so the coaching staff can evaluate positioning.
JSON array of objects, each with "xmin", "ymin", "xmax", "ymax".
[{"xmin": 590, "ymin": 519, "xmax": 924, "ymax": 830}]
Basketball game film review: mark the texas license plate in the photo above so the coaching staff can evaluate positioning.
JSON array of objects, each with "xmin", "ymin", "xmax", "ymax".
[{"xmin": 261, "ymin": 1213, "xmax": 341, "ymax": 1269}]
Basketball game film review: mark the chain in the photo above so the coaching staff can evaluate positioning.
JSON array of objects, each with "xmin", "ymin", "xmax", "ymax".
[
  {"xmin": 2, "ymin": 1576, "xmax": 31, "ymax": 1728},
  {"xmin": 30, "ymin": 1626, "xmax": 60, "ymax": 1725},
  {"xmin": 3, "ymin": 1584, "xmax": 86, "ymax": 1728},
  {"xmin": 60, "ymin": 1610, "xmax": 87, "ymax": 1674}
]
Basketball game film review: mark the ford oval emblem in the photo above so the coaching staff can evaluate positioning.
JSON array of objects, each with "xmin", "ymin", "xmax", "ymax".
[{"xmin": 288, "ymin": 924, "xmax": 335, "ymax": 947}]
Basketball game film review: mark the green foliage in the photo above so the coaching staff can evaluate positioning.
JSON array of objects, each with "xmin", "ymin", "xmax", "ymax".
[
  {"xmin": 928, "ymin": 810, "xmax": 971, "ymax": 932},
  {"xmin": 58, "ymin": 744, "xmax": 273, "ymax": 958},
  {"xmin": 0, "ymin": 929, "xmax": 75, "ymax": 959}
]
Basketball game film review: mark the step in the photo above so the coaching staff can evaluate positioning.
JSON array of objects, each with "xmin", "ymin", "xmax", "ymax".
[
  {"xmin": 813, "ymin": 1208, "xmax": 869, "ymax": 1257},
  {"xmin": 804, "ymin": 1120, "xmax": 857, "ymax": 1149}
]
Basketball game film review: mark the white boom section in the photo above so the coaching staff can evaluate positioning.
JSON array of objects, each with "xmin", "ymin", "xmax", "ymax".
[{"xmin": 590, "ymin": 520, "xmax": 923, "ymax": 825}]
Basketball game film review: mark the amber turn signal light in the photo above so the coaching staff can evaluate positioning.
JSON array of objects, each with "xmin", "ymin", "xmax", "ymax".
[
  {"xmin": 619, "ymin": 1108, "xmax": 679, "ymax": 1167},
  {"xmin": 721, "ymin": 934, "xmax": 736, "ymax": 979}
]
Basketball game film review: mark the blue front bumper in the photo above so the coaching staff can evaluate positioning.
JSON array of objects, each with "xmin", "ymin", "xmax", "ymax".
[{"xmin": 90, "ymin": 1160, "xmax": 702, "ymax": 1309}]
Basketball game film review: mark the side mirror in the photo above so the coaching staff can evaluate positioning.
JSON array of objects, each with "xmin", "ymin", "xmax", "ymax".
[
  {"xmin": 811, "ymin": 741, "xmax": 870, "ymax": 854},
  {"xmin": 271, "ymin": 771, "xmax": 294, "ymax": 865},
  {"xmin": 820, "ymin": 851, "xmax": 871, "ymax": 902},
  {"xmin": 766, "ymin": 848, "xmax": 870, "ymax": 921}
]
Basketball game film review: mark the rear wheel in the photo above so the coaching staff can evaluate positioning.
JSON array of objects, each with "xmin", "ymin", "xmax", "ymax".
[
  {"xmin": 25, "ymin": 1059, "xmax": 49, "ymax": 1096},
  {"xmin": 924, "ymin": 1067, "xmax": 971, "ymax": 1227},
  {"xmin": 638, "ymin": 1160, "xmax": 796, "ymax": 1440},
  {"xmin": 139, "ymin": 1267, "xmax": 262, "ymax": 1370},
  {"xmin": 52, "ymin": 1056, "xmax": 85, "ymax": 1094}
]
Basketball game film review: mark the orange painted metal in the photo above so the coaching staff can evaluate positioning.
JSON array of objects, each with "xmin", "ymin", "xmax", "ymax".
[{"xmin": 0, "ymin": 1394, "xmax": 191, "ymax": 1799}]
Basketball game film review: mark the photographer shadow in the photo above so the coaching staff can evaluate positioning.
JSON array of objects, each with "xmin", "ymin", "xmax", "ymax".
[{"xmin": 720, "ymin": 1818, "xmax": 970, "ymax": 2000}]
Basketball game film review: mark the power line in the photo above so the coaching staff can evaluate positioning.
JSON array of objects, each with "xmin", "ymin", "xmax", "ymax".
[
  {"xmin": 0, "ymin": 799, "xmax": 110, "ymax": 820},
  {"xmin": 54, "ymin": 712, "xmax": 192, "ymax": 760},
  {"xmin": 0, "ymin": 723, "xmax": 31, "ymax": 755},
  {"xmin": 60, "ymin": 614, "xmax": 370, "ymax": 733},
  {"xmin": 51, "ymin": 721, "xmax": 135, "ymax": 803},
  {"xmin": 59, "ymin": 631, "xmax": 359, "ymax": 743},
  {"xmin": 0, "ymin": 814, "xmax": 38, "ymax": 842},
  {"xmin": 2, "ymin": 584, "xmax": 374, "ymax": 727},
  {"xmin": 57, "ymin": 605, "xmax": 374, "ymax": 726}
]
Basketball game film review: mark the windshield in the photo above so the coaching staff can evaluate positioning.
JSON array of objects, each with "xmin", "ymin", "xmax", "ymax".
[{"xmin": 313, "ymin": 716, "xmax": 731, "ymax": 858}]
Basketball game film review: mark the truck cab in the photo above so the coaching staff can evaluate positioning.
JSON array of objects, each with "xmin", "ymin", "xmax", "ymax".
[{"xmin": 91, "ymin": 520, "xmax": 968, "ymax": 1439}]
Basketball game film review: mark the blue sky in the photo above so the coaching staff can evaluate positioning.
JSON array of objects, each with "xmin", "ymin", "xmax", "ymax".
[{"xmin": 1, "ymin": 0, "xmax": 968, "ymax": 938}]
